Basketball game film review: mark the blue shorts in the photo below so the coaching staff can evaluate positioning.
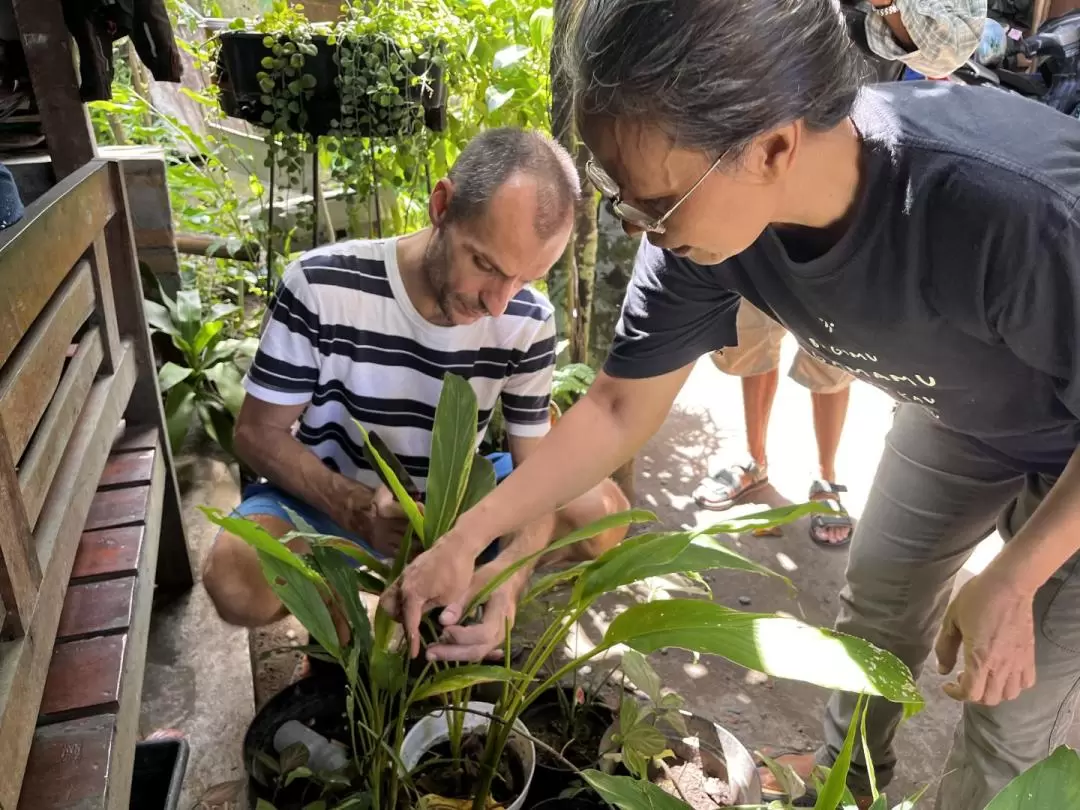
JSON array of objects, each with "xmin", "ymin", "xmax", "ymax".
[{"xmin": 232, "ymin": 452, "xmax": 514, "ymax": 562}]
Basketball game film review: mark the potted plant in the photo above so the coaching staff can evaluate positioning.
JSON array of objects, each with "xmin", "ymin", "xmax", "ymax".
[{"xmin": 206, "ymin": 372, "xmax": 924, "ymax": 810}]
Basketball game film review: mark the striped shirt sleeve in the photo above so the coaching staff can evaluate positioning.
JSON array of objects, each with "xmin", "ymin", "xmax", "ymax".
[
  {"xmin": 243, "ymin": 263, "xmax": 322, "ymax": 407},
  {"xmin": 500, "ymin": 315, "xmax": 557, "ymax": 438},
  {"xmin": 865, "ymin": 0, "xmax": 985, "ymax": 78}
]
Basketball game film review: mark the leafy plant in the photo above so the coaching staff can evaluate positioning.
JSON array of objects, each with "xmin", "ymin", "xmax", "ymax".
[
  {"xmin": 145, "ymin": 284, "xmax": 257, "ymax": 455},
  {"xmin": 551, "ymin": 361, "xmax": 596, "ymax": 416}
]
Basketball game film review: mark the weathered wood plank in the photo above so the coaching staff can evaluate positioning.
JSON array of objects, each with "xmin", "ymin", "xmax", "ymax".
[
  {"xmin": 0, "ymin": 422, "xmax": 38, "ymax": 641},
  {"xmin": 110, "ymin": 425, "xmax": 157, "ymax": 454},
  {"xmin": 56, "ymin": 578, "xmax": 135, "ymax": 642},
  {"xmin": 0, "ymin": 162, "xmax": 112, "ymax": 369},
  {"xmin": 90, "ymin": 232, "xmax": 122, "ymax": 374},
  {"xmin": 70, "ymin": 526, "xmax": 143, "ymax": 583},
  {"xmin": 17, "ymin": 329, "xmax": 104, "ymax": 529},
  {"xmin": 0, "ymin": 261, "xmax": 96, "ymax": 462},
  {"xmin": 40, "ymin": 634, "xmax": 126, "ymax": 721},
  {"xmin": 98, "ymin": 450, "xmax": 154, "ymax": 490},
  {"xmin": 0, "ymin": 343, "xmax": 135, "ymax": 810},
  {"xmin": 84, "ymin": 486, "xmax": 150, "ymax": 533},
  {"xmin": 104, "ymin": 162, "xmax": 193, "ymax": 595},
  {"xmin": 17, "ymin": 714, "xmax": 116, "ymax": 810},
  {"xmin": 11, "ymin": 0, "xmax": 97, "ymax": 180}
]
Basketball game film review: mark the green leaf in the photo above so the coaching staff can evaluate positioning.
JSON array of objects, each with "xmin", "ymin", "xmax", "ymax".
[
  {"xmin": 424, "ymin": 374, "xmax": 478, "ymax": 545},
  {"xmin": 619, "ymin": 649, "xmax": 661, "ymax": 703},
  {"xmin": 201, "ymin": 507, "xmax": 321, "ymax": 579},
  {"xmin": 868, "ymin": 797, "xmax": 889, "ymax": 810},
  {"xmin": 313, "ymin": 545, "xmax": 372, "ymax": 658},
  {"xmin": 164, "ymin": 382, "xmax": 196, "ymax": 453},
  {"xmin": 459, "ymin": 454, "xmax": 496, "ymax": 515},
  {"xmin": 893, "ymin": 784, "xmax": 931, "ymax": 809},
  {"xmin": 303, "ymin": 535, "xmax": 391, "ymax": 579},
  {"xmin": 580, "ymin": 770, "xmax": 688, "ymax": 810},
  {"xmin": 815, "ymin": 696, "xmax": 865, "ymax": 810},
  {"xmin": 144, "ymin": 299, "xmax": 178, "ymax": 337},
  {"xmin": 758, "ymin": 751, "xmax": 807, "ymax": 802},
  {"xmin": 984, "ymin": 746, "xmax": 1080, "ymax": 809},
  {"xmin": 370, "ymin": 646, "xmax": 406, "ymax": 693},
  {"xmin": 354, "ymin": 420, "xmax": 425, "ymax": 542},
  {"xmin": 205, "ymin": 361, "xmax": 247, "ymax": 415},
  {"xmin": 493, "ymin": 44, "xmax": 531, "ymax": 69},
  {"xmin": 283, "ymin": 766, "xmax": 313, "ymax": 787},
  {"xmin": 279, "ymin": 741, "xmax": 309, "ymax": 773},
  {"xmin": 158, "ymin": 361, "xmax": 193, "ymax": 392},
  {"xmin": 602, "ymin": 601, "xmax": 923, "ymax": 710},
  {"xmin": 198, "ymin": 401, "xmax": 236, "ymax": 459},
  {"xmin": 573, "ymin": 530, "xmax": 693, "ymax": 602},
  {"xmin": 411, "ymin": 664, "xmax": 521, "ymax": 702},
  {"xmin": 209, "ymin": 302, "xmax": 240, "ymax": 321},
  {"xmin": 861, "ymin": 694, "xmax": 879, "ymax": 801},
  {"xmin": 256, "ymin": 799, "xmax": 277, "ymax": 810},
  {"xmin": 522, "ymin": 561, "xmax": 589, "ymax": 604},
  {"xmin": 484, "ymin": 86, "xmax": 514, "ymax": 112},
  {"xmin": 703, "ymin": 502, "xmax": 829, "ymax": 536},
  {"xmin": 193, "ymin": 319, "xmax": 225, "ymax": 355},
  {"xmin": 466, "ymin": 509, "xmax": 656, "ymax": 612},
  {"xmin": 175, "ymin": 289, "xmax": 203, "ymax": 340},
  {"xmin": 621, "ymin": 723, "xmax": 667, "ymax": 758},
  {"xmin": 259, "ymin": 552, "xmax": 341, "ymax": 661}
]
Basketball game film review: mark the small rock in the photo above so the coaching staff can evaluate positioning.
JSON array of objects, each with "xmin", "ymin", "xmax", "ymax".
[
  {"xmin": 285, "ymin": 629, "xmax": 297, "ymax": 641},
  {"xmin": 738, "ymin": 596, "xmax": 752, "ymax": 606}
]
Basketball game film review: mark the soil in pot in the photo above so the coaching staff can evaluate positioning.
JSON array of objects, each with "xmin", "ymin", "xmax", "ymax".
[
  {"xmin": 413, "ymin": 731, "xmax": 527, "ymax": 805},
  {"xmin": 649, "ymin": 737, "xmax": 734, "ymax": 808}
]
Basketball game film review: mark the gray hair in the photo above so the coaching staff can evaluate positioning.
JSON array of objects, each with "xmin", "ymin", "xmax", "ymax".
[
  {"xmin": 565, "ymin": 0, "xmax": 867, "ymax": 159},
  {"xmin": 445, "ymin": 127, "xmax": 581, "ymax": 238}
]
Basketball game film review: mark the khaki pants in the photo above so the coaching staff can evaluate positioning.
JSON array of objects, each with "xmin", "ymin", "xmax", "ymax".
[
  {"xmin": 712, "ymin": 300, "xmax": 852, "ymax": 395},
  {"xmin": 821, "ymin": 405, "xmax": 1080, "ymax": 809}
]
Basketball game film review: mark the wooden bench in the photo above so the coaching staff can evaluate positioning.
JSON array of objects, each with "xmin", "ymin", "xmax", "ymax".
[{"xmin": 0, "ymin": 159, "xmax": 194, "ymax": 810}]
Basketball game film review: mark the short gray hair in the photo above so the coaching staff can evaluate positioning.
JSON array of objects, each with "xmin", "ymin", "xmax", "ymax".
[
  {"xmin": 446, "ymin": 128, "xmax": 580, "ymax": 238},
  {"xmin": 566, "ymin": 0, "xmax": 867, "ymax": 159}
]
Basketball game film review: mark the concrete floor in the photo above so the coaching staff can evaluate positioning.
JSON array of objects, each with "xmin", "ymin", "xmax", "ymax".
[{"xmin": 137, "ymin": 345, "xmax": 1076, "ymax": 808}]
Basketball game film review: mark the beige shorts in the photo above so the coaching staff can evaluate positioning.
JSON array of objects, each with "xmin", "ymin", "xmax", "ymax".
[{"xmin": 711, "ymin": 300, "xmax": 853, "ymax": 394}]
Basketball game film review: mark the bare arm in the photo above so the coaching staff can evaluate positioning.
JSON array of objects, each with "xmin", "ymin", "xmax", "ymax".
[{"xmin": 234, "ymin": 395, "xmax": 375, "ymax": 533}]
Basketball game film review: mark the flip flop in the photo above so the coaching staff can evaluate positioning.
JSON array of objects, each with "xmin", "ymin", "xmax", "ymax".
[
  {"xmin": 693, "ymin": 460, "xmax": 769, "ymax": 511},
  {"xmin": 808, "ymin": 480, "xmax": 854, "ymax": 548}
]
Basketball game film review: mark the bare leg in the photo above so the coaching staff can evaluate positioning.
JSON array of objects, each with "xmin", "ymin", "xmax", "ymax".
[
  {"xmin": 743, "ymin": 369, "xmax": 780, "ymax": 468},
  {"xmin": 811, "ymin": 387, "xmax": 849, "ymax": 483}
]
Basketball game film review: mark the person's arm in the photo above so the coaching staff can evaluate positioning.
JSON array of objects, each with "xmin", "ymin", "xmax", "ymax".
[{"xmin": 864, "ymin": 0, "xmax": 986, "ymax": 77}]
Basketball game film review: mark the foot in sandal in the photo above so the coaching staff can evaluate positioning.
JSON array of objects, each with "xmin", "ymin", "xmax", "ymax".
[
  {"xmin": 808, "ymin": 479, "xmax": 854, "ymax": 547},
  {"xmin": 692, "ymin": 458, "xmax": 769, "ymax": 511}
]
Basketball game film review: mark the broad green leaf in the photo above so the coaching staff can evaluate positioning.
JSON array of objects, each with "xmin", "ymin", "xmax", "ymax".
[
  {"xmin": 175, "ymin": 288, "xmax": 203, "ymax": 342},
  {"xmin": 259, "ymin": 553, "xmax": 341, "ymax": 661},
  {"xmin": 704, "ymin": 502, "xmax": 829, "ymax": 536},
  {"xmin": 574, "ymin": 531, "xmax": 693, "ymax": 602},
  {"xmin": 281, "ymin": 505, "xmax": 318, "ymax": 534},
  {"xmin": 256, "ymin": 800, "xmax": 277, "ymax": 810},
  {"xmin": 620, "ymin": 722, "xmax": 667, "ymax": 758},
  {"xmin": 758, "ymin": 751, "xmax": 807, "ymax": 802},
  {"xmin": 602, "ymin": 601, "xmax": 923, "ymax": 710},
  {"xmin": 304, "ymin": 534, "xmax": 391, "ymax": 579},
  {"xmin": 493, "ymin": 44, "xmax": 531, "ymax": 69},
  {"xmin": 158, "ymin": 361, "xmax": 193, "ymax": 392},
  {"xmin": 522, "ymin": 561, "xmax": 589, "ymax": 604},
  {"xmin": 580, "ymin": 770, "xmax": 688, "ymax": 810},
  {"xmin": 144, "ymin": 299, "xmax": 179, "ymax": 336},
  {"xmin": 193, "ymin": 319, "xmax": 225, "ymax": 355},
  {"xmin": 815, "ymin": 696, "xmax": 865, "ymax": 810},
  {"xmin": 466, "ymin": 509, "xmax": 656, "ymax": 612},
  {"xmin": 985, "ymin": 746, "xmax": 1080, "ymax": 809},
  {"xmin": 209, "ymin": 302, "xmax": 240, "ymax": 321},
  {"xmin": 459, "ymin": 454, "xmax": 496, "ymax": 515},
  {"xmin": 619, "ymin": 649, "xmax": 661, "ymax": 703},
  {"xmin": 410, "ymin": 665, "xmax": 520, "ymax": 702},
  {"xmin": 485, "ymin": 86, "xmax": 514, "ymax": 112},
  {"xmin": 201, "ymin": 507, "xmax": 320, "ymax": 579},
  {"xmin": 198, "ymin": 401, "xmax": 236, "ymax": 458},
  {"xmin": 313, "ymin": 546, "xmax": 372, "ymax": 658},
  {"xmin": 424, "ymin": 374, "xmax": 478, "ymax": 545},
  {"xmin": 370, "ymin": 646, "xmax": 406, "ymax": 693},
  {"xmin": 284, "ymin": 766, "xmax": 313, "ymax": 787},
  {"xmin": 868, "ymin": 797, "xmax": 889, "ymax": 810},
  {"xmin": 529, "ymin": 7, "xmax": 553, "ymax": 49},
  {"xmin": 354, "ymin": 420, "xmax": 425, "ymax": 542},
  {"xmin": 658, "ymin": 535, "xmax": 789, "ymax": 585},
  {"xmin": 164, "ymin": 382, "xmax": 196, "ymax": 453},
  {"xmin": 205, "ymin": 361, "xmax": 246, "ymax": 415}
]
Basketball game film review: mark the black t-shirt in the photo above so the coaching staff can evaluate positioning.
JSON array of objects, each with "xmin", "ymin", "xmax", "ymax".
[{"xmin": 606, "ymin": 82, "xmax": 1080, "ymax": 475}]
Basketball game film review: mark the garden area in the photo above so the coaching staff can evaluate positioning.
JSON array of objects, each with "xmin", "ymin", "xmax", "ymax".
[{"xmin": 30, "ymin": 0, "xmax": 1077, "ymax": 809}]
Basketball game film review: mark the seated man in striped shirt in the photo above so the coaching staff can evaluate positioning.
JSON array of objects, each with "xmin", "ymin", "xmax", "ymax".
[{"xmin": 202, "ymin": 128, "xmax": 629, "ymax": 657}]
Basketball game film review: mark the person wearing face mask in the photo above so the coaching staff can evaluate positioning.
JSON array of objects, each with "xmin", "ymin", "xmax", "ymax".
[
  {"xmin": 202, "ymin": 127, "xmax": 629, "ymax": 657},
  {"xmin": 381, "ymin": 0, "xmax": 1080, "ymax": 807}
]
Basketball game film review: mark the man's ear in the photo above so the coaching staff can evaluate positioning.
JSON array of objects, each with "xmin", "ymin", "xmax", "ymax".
[
  {"xmin": 429, "ymin": 178, "xmax": 453, "ymax": 227},
  {"xmin": 748, "ymin": 122, "xmax": 799, "ymax": 183}
]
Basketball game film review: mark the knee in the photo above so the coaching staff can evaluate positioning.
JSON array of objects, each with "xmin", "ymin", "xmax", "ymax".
[
  {"xmin": 561, "ymin": 478, "xmax": 632, "ymax": 561},
  {"xmin": 202, "ymin": 531, "xmax": 283, "ymax": 627}
]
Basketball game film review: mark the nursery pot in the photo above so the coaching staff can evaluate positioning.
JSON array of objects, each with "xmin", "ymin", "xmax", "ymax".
[
  {"xmin": 400, "ymin": 700, "xmax": 536, "ymax": 810},
  {"xmin": 215, "ymin": 31, "xmax": 447, "ymax": 137},
  {"xmin": 129, "ymin": 738, "xmax": 190, "ymax": 810},
  {"xmin": 518, "ymin": 686, "xmax": 615, "ymax": 804}
]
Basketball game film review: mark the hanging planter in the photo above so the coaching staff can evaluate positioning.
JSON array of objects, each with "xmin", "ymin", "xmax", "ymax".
[{"xmin": 215, "ymin": 30, "xmax": 447, "ymax": 138}]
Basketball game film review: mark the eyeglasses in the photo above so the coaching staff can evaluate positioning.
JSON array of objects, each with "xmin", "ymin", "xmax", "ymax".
[{"xmin": 585, "ymin": 153, "xmax": 726, "ymax": 234}]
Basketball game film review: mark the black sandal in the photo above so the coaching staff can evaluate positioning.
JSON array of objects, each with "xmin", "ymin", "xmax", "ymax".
[{"xmin": 808, "ymin": 480, "xmax": 854, "ymax": 548}]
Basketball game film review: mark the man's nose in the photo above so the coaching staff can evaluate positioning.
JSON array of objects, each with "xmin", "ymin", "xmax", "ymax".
[{"xmin": 482, "ymin": 283, "xmax": 516, "ymax": 318}]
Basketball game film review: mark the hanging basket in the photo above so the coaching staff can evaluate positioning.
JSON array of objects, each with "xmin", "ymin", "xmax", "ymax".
[{"xmin": 215, "ymin": 31, "xmax": 447, "ymax": 138}]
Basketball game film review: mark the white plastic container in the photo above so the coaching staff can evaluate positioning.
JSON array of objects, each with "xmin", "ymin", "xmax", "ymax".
[{"xmin": 400, "ymin": 700, "xmax": 536, "ymax": 810}]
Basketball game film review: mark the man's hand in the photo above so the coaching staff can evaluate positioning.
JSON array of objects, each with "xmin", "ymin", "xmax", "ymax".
[
  {"xmin": 425, "ymin": 563, "xmax": 523, "ymax": 662},
  {"xmin": 934, "ymin": 567, "xmax": 1037, "ymax": 706},
  {"xmin": 337, "ymin": 485, "xmax": 410, "ymax": 558},
  {"xmin": 380, "ymin": 529, "xmax": 480, "ymax": 657}
]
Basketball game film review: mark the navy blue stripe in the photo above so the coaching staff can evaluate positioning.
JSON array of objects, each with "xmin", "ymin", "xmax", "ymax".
[
  {"xmin": 501, "ymin": 392, "xmax": 550, "ymax": 411},
  {"xmin": 248, "ymin": 353, "xmax": 318, "ymax": 393},
  {"xmin": 299, "ymin": 422, "xmax": 432, "ymax": 478},
  {"xmin": 501, "ymin": 406, "xmax": 549, "ymax": 425},
  {"xmin": 310, "ymin": 381, "xmax": 492, "ymax": 431},
  {"xmin": 506, "ymin": 289, "xmax": 553, "ymax": 322},
  {"xmin": 301, "ymin": 255, "xmax": 392, "ymax": 297},
  {"xmin": 271, "ymin": 284, "xmax": 321, "ymax": 343}
]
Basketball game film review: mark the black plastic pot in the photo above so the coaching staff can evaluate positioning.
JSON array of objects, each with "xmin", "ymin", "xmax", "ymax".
[
  {"xmin": 529, "ymin": 794, "xmax": 606, "ymax": 809},
  {"xmin": 129, "ymin": 739, "xmax": 190, "ymax": 810},
  {"xmin": 215, "ymin": 31, "xmax": 446, "ymax": 137},
  {"xmin": 518, "ymin": 687, "xmax": 615, "ymax": 805}
]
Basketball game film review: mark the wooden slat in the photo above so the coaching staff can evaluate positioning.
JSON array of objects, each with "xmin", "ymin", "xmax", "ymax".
[
  {"xmin": 18, "ymin": 329, "xmax": 105, "ymax": 528},
  {"xmin": 0, "ymin": 260, "xmax": 96, "ymax": 462},
  {"xmin": 0, "ymin": 342, "xmax": 136, "ymax": 810},
  {"xmin": 0, "ymin": 162, "xmax": 113, "ymax": 368},
  {"xmin": 103, "ymin": 161, "xmax": 193, "ymax": 595},
  {"xmin": 17, "ymin": 714, "xmax": 116, "ymax": 810},
  {"xmin": 70, "ymin": 526, "xmax": 143, "ymax": 583},
  {"xmin": 98, "ymin": 450, "xmax": 155, "ymax": 490},
  {"xmin": 84, "ymin": 486, "xmax": 150, "ymax": 533},
  {"xmin": 90, "ymin": 233, "xmax": 122, "ymax": 374},
  {"xmin": 111, "ymin": 425, "xmax": 157, "ymax": 453},
  {"xmin": 0, "ymin": 422, "xmax": 38, "ymax": 640},
  {"xmin": 40, "ymin": 635, "xmax": 126, "ymax": 721},
  {"xmin": 56, "ymin": 578, "xmax": 135, "ymax": 642}
]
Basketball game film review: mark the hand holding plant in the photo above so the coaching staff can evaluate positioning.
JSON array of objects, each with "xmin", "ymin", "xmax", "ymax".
[{"xmin": 425, "ymin": 560, "xmax": 527, "ymax": 663}]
